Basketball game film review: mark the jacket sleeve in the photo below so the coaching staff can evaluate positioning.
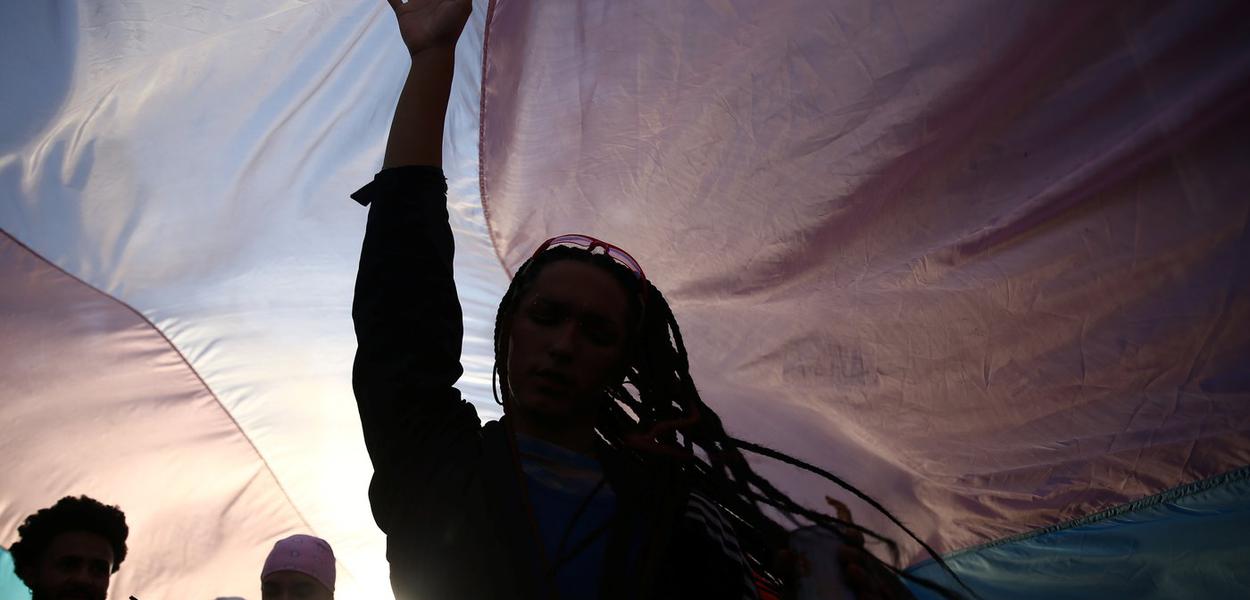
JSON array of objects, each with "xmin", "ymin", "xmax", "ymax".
[
  {"xmin": 350, "ymin": 165, "xmax": 484, "ymax": 533},
  {"xmin": 669, "ymin": 493, "xmax": 762, "ymax": 600}
]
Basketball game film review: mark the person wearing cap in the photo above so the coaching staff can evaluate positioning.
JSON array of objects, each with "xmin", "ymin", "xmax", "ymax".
[{"xmin": 260, "ymin": 534, "xmax": 335, "ymax": 600}]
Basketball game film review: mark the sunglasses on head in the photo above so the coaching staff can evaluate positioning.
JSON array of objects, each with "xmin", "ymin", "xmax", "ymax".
[{"xmin": 529, "ymin": 234, "xmax": 648, "ymax": 284}]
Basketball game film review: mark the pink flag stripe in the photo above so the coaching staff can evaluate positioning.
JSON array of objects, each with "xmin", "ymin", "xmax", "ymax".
[
  {"xmin": 478, "ymin": 0, "xmax": 1250, "ymax": 563},
  {"xmin": 0, "ymin": 230, "xmax": 327, "ymax": 598}
]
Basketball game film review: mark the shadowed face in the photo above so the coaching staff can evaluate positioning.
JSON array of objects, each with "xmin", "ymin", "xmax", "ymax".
[
  {"xmin": 261, "ymin": 570, "xmax": 333, "ymax": 600},
  {"xmin": 25, "ymin": 531, "xmax": 113, "ymax": 600},
  {"xmin": 506, "ymin": 260, "xmax": 633, "ymax": 433}
]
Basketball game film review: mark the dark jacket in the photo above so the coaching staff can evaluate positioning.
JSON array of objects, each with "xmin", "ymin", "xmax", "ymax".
[{"xmin": 351, "ymin": 167, "xmax": 758, "ymax": 600}]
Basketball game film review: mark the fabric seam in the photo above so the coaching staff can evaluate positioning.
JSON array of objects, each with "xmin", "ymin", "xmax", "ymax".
[
  {"xmin": 0, "ymin": 228, "xmax": 351, "ymax": 580},
  {"xmin": 911, "ymin": 463, "xmax": 1250, "ymax": 569},
  {"xmin": 477, "ymin": 0, "xmax": 516, "ymax": 279}
]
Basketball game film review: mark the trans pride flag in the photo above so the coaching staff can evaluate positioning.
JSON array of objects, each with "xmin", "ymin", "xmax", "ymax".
[{"xmin": 2, "ymin": 1, "xmax": 1247, "ymax": 598}]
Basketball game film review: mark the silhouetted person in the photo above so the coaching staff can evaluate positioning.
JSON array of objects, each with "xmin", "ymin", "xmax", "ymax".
[
  {"xmin": 9, "ymin": 495, "xmax": 128, "ymax": 600},
  {"xmin": 260, "ymin": 534, "xmax": 335, "ymax": 600},
  {"xmin": 352, "ymin": 1, "xmax": 965, "ymax": 598}
]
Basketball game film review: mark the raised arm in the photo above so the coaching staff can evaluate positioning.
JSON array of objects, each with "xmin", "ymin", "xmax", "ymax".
[
  {"xmin": 351, "ymin": 0, "xmax": 475, "ymax": 532},
  {"xmin": 383, "ymin": 0, "xmax": 471, "ymax": 168}
]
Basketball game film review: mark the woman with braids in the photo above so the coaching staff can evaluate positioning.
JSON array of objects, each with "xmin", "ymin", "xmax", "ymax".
[{"xmin": 353, "ymin": 1, "xmax": 967, "ymax": 599}]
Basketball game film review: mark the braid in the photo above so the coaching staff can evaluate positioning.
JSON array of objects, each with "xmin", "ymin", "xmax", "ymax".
[{"xmin": 493, "ymin": 246, "xmax": 975, "ymax": 599}]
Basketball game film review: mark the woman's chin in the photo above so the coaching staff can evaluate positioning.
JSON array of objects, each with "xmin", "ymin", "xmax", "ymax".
[{"xmin": 515, "ymin": 392, "xmax": 590, "ymax": 425}]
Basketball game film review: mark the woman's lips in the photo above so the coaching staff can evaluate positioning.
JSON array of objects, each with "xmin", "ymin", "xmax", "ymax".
[
  {"xmin": 532, "ymin": 369, "xmax": 572, "ymax": 393},
  {"xmin": 534, "ymin": 368, "xmax": 571, "ymax": 383}
]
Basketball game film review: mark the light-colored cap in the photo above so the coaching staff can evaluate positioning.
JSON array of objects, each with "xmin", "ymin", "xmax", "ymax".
[{"xmin": 261, "ymin": 534, "xmax": 335, "ymax": 592}]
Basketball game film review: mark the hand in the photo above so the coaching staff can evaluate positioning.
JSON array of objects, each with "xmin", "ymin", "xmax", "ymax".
[
  {"xmin": 826, "ymin": 497, "xmax": 917, "ymax": 600},
  {"xmin": 621, "ymin": 405, "xmax": 701, "ymax": 460},
  {"xmin": 385, "ymin": 0, "xmax": 472, "ymax": 55}
]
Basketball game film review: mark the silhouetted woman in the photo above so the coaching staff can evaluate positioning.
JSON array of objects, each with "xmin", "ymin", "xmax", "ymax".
[{"xmin": 351, "ymin": 2, "xmax": 966, "ymax": 598}]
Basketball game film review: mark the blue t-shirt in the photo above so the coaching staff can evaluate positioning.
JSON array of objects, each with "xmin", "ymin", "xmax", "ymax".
[{"xmin": 517, "ymin": 434, "xmax": 620, "ymax": 600}]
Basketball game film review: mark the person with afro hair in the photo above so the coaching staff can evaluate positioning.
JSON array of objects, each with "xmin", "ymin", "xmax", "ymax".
[{"xmin": 9, "ymin": 495, "xmax": 129, "ymax": 600}]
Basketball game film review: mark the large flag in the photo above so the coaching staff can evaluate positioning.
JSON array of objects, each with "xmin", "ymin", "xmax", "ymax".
[{"xmin": 2, "ymin": 1, "xmax": 1247, "ymax": 598}]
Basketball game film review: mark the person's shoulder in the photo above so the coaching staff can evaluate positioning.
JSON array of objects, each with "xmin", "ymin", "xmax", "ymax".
[
  {"xmin": 683, "ymin": 492, "xmax": 737, "ymax": 542},
  {"xmin": 679, "ymin": 492, "xmax": 762, "ymax": 599}
]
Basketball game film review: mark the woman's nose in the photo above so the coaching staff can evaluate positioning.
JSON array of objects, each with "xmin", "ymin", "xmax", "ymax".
[{"xmin": 548, "ymin": 321, "xmax": 580, "ymax": 357}]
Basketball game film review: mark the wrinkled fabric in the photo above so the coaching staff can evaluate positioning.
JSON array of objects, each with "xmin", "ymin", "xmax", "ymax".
[
  {"xmin": 0, "ymin": 1, "xmax": 503, "ymax": 598},
  {"xmin": 907, "ymin": 467, "xmax": 1250, "ymax": 598},
  {"xmin": 0, "ymin": 231, "xmax": 308, "ymax": 598},
  {"xmin": 480, "ymin": 0, "xmax": 1250, "ymax": 564},
  {"xmin": 2, "ymin": 0, "xmax": 1249, "ymax": 597}
]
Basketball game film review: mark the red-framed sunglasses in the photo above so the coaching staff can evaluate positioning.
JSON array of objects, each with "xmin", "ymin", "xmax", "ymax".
[{"xmin": 529, "ymin": 233, "xmax": 648, "ymax": 284}]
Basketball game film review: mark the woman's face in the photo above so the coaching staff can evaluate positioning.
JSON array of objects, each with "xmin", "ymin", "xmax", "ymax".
[
  {"xmin": 261, "ymin": 570, "xmax": 333, "ymax": 600},
  {"xmin": 506, "ymin": 260, "xmax": 633, "ymax": 430}
]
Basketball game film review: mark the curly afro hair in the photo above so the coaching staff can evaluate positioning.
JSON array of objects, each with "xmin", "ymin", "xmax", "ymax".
[{"xmin": 9, "ymin": 496, "xmax": 129, "ymax": 586}]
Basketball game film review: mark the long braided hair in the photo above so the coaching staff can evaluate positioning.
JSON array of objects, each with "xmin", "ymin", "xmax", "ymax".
[{"xmin": 493, "ymin": 245, "xmax": 972, "ymax": 599}]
